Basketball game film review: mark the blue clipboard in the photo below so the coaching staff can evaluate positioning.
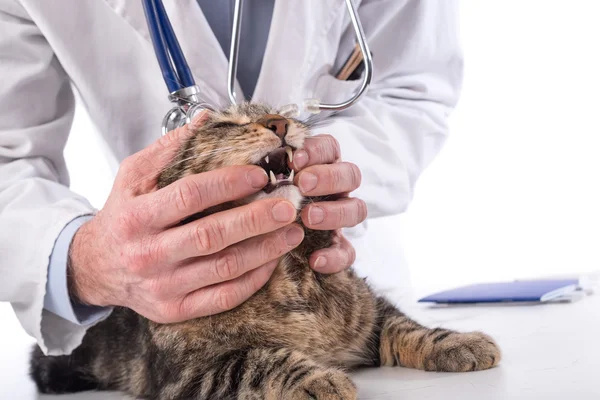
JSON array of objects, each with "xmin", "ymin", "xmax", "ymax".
[{"xmin": 418, "ymin": 280, "xmax": 579, "ymax": 304}]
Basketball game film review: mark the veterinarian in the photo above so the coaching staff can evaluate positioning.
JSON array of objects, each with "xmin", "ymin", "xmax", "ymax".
[{"xmin": 0, "ymin": 1, "xmax": 462, "ymax": 356}]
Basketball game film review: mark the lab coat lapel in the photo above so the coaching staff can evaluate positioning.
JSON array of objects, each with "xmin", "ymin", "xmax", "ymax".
[
  {"xmin": 252, "ymin": 0, "xmax": 339, "ymax": 108},
  {"xmin": 102, "ymin": 0, "xmax": 237, "ymax": 107}
]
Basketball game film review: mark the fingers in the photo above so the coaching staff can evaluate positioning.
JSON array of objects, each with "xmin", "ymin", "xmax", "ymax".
[
  {"xmin": 309, "ymin": 231, "xmax": 356, "ymax": 274},
  {"xmin": 295, "ymin": 162, "xmax": 361, "ymax": 196},
  {"xmin": 117, "ymin": 111, "xmax": 209, "ymax": 192},
  {"xmin": 165, "ymin": 225, "xmax": 304, "ymax": 297},
  {"xmin": 290, "ymin": 134, "xmax": 341, "ymax": 170},
  {"xmin": 139, "ymin": 165, "xmax": 268, "ymax": 228},
  {"xmin": 158, "ymin": 198, "xmax": 298, "ymax": 264},
  {"xmin": 176, "ymin": 260, "xmax": 279, "ymax": 321},
  {"xmin": 301, "ymin": 198, "xmax": 367, "ymax": 230}
]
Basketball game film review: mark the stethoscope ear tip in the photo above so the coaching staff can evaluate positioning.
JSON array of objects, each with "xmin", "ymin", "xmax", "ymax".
[
  {"xmin": 278, "ymin": 104, "xmax": 300, "ymax": 118},
  {"xmin": 278, "ymin": 101, "xmax": 323, "ymax": 119},
  {"xmin": 303, "ymin": 99, "xmax": 322, "ymax": 115}
]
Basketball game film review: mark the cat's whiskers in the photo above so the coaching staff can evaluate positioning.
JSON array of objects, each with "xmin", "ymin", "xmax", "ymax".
[
  {"xmin": 124, "ymin": 146, "xmax": 240, "ymax": 191},
  {"xmin": 301, "ymin": 112, "xmax": 334, "ymax": 129},
  {"xmin": 161, "ymin": 146, "xmax": 238, "ymax": 170}
]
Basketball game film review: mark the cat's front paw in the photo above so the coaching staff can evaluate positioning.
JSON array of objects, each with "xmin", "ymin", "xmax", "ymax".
[
  {"xmin": 424, "ymin": 331, "xmax": 501, "ymax": 372},
  {"xmin": 289, "ymin": 369, "xmax": 357, "ymax": 400}
]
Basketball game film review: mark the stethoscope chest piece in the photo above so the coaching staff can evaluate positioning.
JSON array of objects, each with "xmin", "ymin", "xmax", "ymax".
[
  {"xmin": 161, "ymin": 85, "xmax": 212, "ymax": 135},
  {"xmin": 162, "ymin": 107, "xmax": 188, "ymax": 136}
]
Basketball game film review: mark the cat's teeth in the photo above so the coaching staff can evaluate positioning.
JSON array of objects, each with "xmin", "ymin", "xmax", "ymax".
[
  {"xmin": 289, "ymin": 169, "xmax": 294, "ymax": 182},
  {"xmin": 269, "ymin": 170, "xmax": 277, "ymax": 185},
  {"xmin": 285, "ymin": 146, "xmax": 293, "ymax": 163},
  {"xmin": 265, "ymin": 155, "xmax": 269, "ymax": 164}
]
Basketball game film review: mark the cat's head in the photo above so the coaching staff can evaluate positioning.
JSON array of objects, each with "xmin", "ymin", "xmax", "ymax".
[{"xmin": 158, "ymin": 103, "xmax": 310, "ymax": 212}]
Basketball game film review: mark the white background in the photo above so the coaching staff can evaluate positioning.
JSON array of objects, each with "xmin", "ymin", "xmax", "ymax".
[{"xmin": 402, "ymin": 0, "xmax": 600, "ymax": 292}]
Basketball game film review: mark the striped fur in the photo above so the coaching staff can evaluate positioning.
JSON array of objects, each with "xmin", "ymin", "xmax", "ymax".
[{"xmin": 31, "ymin": 104, "xmax": 500, "ymax": 399}]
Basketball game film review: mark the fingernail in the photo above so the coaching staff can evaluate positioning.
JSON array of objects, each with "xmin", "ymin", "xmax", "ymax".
[
  {"xmin": 285, "ymin": 226, "xmax": 304, "ymax": 246},
  {"xmin": 308, "ymin": 206, "xmax": 325, "ymax": 225},
  {"xmin": 314, "ymin": 256, "xmax": 327, "ymax": 270},
  {"xmin": 293, "ymin": 150, "xmax": 309, "ymax": 169},
  {"xmin": 271, "ymin": 201, "xmax": 296, "ymax": 222},
  {"xmin": 299, "ymin": 172, "xmax": 318, "ymax": 193},
  {"xmin": 247, "ymin": 168, "xmax": 268, "ymax": 189}
]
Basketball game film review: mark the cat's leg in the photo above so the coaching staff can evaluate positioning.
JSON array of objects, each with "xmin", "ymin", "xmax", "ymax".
[
  {"xmin": 374, "ymin": 297, "xmax": 501, "ymax": 372},
  {"xmin": 182, "ymin": 348, "xmax": 357, "ymax": 400},
  {"xmin": 30, "ymin": 345, "xmax": 102, "ymax": 394}
]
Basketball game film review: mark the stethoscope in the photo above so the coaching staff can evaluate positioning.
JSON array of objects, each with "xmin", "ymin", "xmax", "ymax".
[{"xmin": 141, "ymin": 0, "xmax": 373, "ymax": 135}]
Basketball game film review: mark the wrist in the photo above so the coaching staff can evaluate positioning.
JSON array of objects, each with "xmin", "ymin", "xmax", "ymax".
[{"xmin": 68, "ymin": 217, "xmax": 109, "ymax": 307}]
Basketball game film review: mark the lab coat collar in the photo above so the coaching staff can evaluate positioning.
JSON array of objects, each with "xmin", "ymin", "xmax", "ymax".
[{"xmin": 102, "ymin": 0, "xmax": 339, "ymax": 109}]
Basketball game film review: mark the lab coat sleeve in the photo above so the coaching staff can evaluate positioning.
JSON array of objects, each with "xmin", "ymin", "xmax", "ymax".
[
  {"xmin": 0, "ymin": 1, "xmax": 100, "ymax": 355},
  {"xmin": 45, "ymin": 215, "xmax": 112, "ymax": 325},
  {"xmin": 319, "ymin": 0, "xmax": 463, "ymax": 218}
]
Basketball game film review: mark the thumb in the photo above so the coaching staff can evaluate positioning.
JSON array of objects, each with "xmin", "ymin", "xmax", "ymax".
[{"xmin": 117, "ymin": 110, "xmax": 210, "ymax": 192}]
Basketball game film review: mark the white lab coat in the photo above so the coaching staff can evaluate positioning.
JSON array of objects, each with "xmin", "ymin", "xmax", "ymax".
[{"xmin": 0, "ymin": 0, "xmax": 462, "ymax": 355}]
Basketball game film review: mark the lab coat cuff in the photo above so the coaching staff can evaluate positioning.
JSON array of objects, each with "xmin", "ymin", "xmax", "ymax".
[{"xmin": 43, "ymin": 215, "xmax": 113, "ymax": 326}]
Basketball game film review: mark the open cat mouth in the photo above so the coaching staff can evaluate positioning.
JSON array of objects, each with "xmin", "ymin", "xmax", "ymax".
[{"xmin": 256, "ymin": 146, "xmax": 295, "ymax": 194}]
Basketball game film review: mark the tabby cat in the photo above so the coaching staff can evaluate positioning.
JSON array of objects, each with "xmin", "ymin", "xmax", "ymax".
[{"xmin": 31, "ymin": 103, "xmax": 501, "ymax": 400}]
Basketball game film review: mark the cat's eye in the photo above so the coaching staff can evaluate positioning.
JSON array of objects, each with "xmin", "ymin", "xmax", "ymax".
[{"xmin": 211, "ymin": 121, "xmax": 239, "ymax": 129}]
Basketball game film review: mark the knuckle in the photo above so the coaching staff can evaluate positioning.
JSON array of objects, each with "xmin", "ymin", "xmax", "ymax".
[
  {"xmin": 173, "ymin": 180, "xmax": 199, "ymax": 214},
  {"xmin": 330, "ymin": 164, "xmax": 345, "ymax": 188},
  {"xmin": 193, "ymin": 225, "xmax": 213, "ymax": 254},
  {"xmin": 124, "ymin": 244, "xmax": 149, "ymax": 276},
  {"xmin": 243, "ymin": 206, "xmax": 264, "ymax": 234},
  {"xmin": 356, "ymin": 199, "xmax": 368, "ymax": 223},
  {"xmin": 145, "ymin": 235, "xmax": 165, "ymax": 265},
  {"xmin": 324, "ymin": 134, "xmax": 341, "ymax": 160},
  {"xmin": 305, "ymin": 139, "xmax": 320, "ymax": 159},
  {"xmin": 193, "ymin": 221, "xmax": 224, "ymax": 254},
  {"xmin": 214, "ymin": 250, "xmax": 241, "ymax": 280},
  {"xmin": 219, "ymin": 171, "xmax": 237, "ymax": 195},
  {"xmin": 215, "ymin": 286, "xmax": 243, "ymax": 312},
  {"xmin": 337, "ymin": 203, "xmax": 349, "ymax": 226},
  {"xmin": 349, "ymin": 163, "xmax": 362, "ymax": 189},
  {"xmin": 128, "ymin": 236, "xmax": 164, "ymax": 274},
  {"xmin": 116, "ymin": 208, "xmax": 140, "ymax": 238},
  {"xmin": 120, "ymin": 154, "xmax": 137, "ymax": 172},
  {"xmin": 176, "ymin": 299, "xmax": 196, "ymax": 322},
  {"xmin": 156, "ymin": 302, "xmax": 179, "ymax": 324},
  {"xmin": 157, "ymin": 130, "xmax": 176, "ymax": 148},
  {"xmin": 261, "ymin": 237, "xmax": 282, "ymax": 259}
]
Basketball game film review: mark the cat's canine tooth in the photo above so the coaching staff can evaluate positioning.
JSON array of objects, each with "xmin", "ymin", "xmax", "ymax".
[
  {"xmin": 265, "ymin": 155, "xmax": 269, "ymax": 164},
  {"xmin": 269, "ymin": 170, "xmax": 277, "ymax": 185},
  {"xmin": 285, "ymin": 146, "xmax": 293, "ymax": 163},
  {"xmin": 288, "ymin": 169, "xmax": 295, "ymax": 182}
]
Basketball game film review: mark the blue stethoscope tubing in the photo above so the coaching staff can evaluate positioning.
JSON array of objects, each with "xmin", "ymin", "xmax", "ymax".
[{"xmin": 141, "ymin": 0, "xmax": 195, "ymax": 92}]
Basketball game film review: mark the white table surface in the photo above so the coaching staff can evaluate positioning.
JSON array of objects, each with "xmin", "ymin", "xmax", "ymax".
[{"xmin": 1, "ymin": 292, "xmax": 598, "ymax": 400}]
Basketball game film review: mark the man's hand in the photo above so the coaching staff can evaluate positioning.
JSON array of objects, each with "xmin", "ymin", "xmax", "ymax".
[
  {"xmin": 291, "ymin": 134, "xmax": 367, "ymax": 274},
  {"xmin": 68, "ymin": 116, "xmax": 304, "ymax": 324}
]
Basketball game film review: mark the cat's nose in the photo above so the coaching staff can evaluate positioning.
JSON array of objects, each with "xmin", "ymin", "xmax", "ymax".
[{"xmin": 257, "ymin": 114, "xmax": 288, "ymax": 138}]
